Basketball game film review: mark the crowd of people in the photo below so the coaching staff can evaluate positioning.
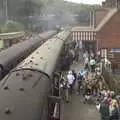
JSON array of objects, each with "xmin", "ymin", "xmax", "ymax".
[
  {"xmin": 59, "ymin": 50, "xmax": 100, "ymax": 101},
  {"xmin": 58, "ymin": 49, "xmax": 120, "ymax": 120},
  {"xmin": 97, "ymin": 90, "xmax": 120, "ymax": 120}
]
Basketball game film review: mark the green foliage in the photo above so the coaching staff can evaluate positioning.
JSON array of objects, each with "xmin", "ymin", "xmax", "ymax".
[
  {"xmin": 7, "ymin": 0, "xmax": 101, "ymax": 28},
  {"xmin": 0, "ymin": 21, "xmax": 24, "ymax": 33}
]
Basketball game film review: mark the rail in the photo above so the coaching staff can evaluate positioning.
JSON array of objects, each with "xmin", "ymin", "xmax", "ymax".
[{"xmin": 0, "ymin": 31, "xmax": 25, "ymax": 39}]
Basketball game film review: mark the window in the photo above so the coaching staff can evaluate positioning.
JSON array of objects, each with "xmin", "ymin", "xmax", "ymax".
[{"xmin": 111, "ymin": 48, "xmax": 120, "ymax": 52}]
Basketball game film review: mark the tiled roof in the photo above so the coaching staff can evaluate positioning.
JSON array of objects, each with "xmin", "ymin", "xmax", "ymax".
[
  {"xmin": 95, "ymin": 8, "xmax": 109, "ymax": 28},
  {"xmin": 96, "ymin": 8, "xmax": 118, "ymax": 31}
]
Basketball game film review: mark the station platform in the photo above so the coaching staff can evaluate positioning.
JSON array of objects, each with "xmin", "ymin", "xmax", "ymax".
[
  {"xmin": 62, "ymin": 94, "xmax": 100, "ymax": 120},
  {"xmin": 61, "ymin": 62, "xmax": 101, "ymax": 120}
]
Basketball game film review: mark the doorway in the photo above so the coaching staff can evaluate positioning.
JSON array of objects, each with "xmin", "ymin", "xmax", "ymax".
[{"xmin": 82, "ymin": 40, "xmax": 96, "ymax": 53}]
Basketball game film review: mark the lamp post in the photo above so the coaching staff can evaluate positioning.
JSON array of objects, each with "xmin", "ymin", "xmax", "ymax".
[{"xmin": 3, "ymin": 0, "xmax": 8, "ymax": 22}]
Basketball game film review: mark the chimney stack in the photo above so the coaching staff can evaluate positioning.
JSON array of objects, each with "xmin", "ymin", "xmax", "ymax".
[{"xmin": 102, "ymin": 1, "xmax": 106, "ymax": 7}]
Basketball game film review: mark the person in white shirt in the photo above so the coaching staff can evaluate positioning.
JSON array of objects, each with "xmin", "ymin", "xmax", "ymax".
[
  {"xmin": 67, "ymin": 71, "xmax": 75, "ymax": 91},
  {"xmin": 65, "ymin": 70, "xmax": 75, "ymax": 102},
  {"xmin": 90, "ymin": 58, "xmax": 96, "ymax": 72}
]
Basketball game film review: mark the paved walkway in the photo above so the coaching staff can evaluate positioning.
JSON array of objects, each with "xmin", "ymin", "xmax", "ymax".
[
  {"xmin": 62, "ymin": 94, "xmax": 100, "ymax": 120},
  {"xmin": 61, "ymin": 62, "xmax": 101, "ymax": 120}
]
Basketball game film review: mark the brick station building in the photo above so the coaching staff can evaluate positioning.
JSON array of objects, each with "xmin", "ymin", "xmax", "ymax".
[
  {"xmin": 96, "ymin": 8, "xmax": 119, "ymax": 57},
  {"xmin": 96, "ymin": 0, "xmax": 120, "ymax": 70},
  {"xmin": 71, "ymin": 0, "xmax": 120, "ymax": 61}
]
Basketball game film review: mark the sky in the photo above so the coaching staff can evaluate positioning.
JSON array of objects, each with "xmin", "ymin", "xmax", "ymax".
[{"xmin": 64, "ymin": 0, "xmax": 105, "ymax": 5}]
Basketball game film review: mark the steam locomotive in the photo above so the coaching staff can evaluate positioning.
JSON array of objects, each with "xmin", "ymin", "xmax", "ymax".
[{"xmin": 0, "ymin": 31, "xmax": 57, "ymax": 80}]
